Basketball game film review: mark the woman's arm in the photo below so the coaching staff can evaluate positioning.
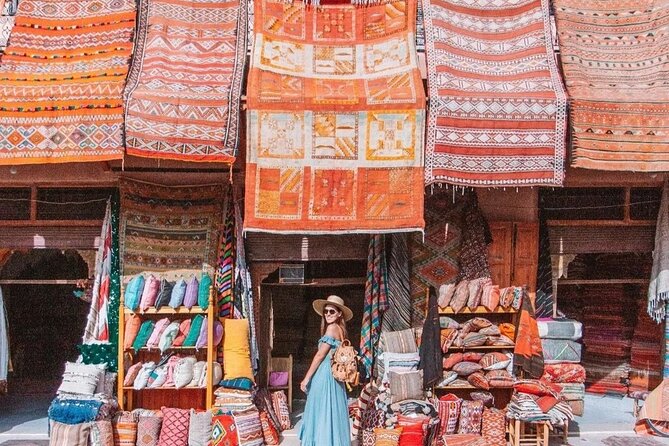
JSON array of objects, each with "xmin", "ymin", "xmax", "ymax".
[{"xmin": 300, "ymin": 341, "xmax": 331, "ymax": 393}]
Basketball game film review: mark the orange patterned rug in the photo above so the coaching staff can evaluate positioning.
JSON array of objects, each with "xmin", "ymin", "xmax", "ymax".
[{"xmin": 244, "ymin": 0, "xmax": 426, "ymax": 234}]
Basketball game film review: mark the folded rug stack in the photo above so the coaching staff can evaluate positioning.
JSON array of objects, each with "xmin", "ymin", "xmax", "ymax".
[
  {"xmin": 506, "ymin": 380, "xmax": 573, "ymax": 428},
  {"xmin": 629, "ymin": 296, "xmax": 664, "ymax": 395}
]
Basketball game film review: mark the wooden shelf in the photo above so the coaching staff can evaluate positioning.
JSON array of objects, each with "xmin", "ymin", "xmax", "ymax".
[
  {"xmin": 447, "ymin": 345, "xmax": 515, "ymax": 351},
  {"xmin": 262, "ymin": 277, "xmax": 366, "ymax": 287},
  {"xmin": 435, "ymin": 384, "xmax": 513, "ymax": 390},
  {"xmin": 124, "ymin": 307, "xmax": 208, "ymax": 315},
  {"xmin": 439, "ymin": 306, "xmax": 517, "ymax": 315},
  {"xmin": 126, "ymin": 346, "xmax": 201, "ymax": 352},
  {"xmin": 557, "ymin": 279, "xmax": 648, "ymax": 286},
  {"xmin": 122, "ymin": 386, "xmax": 206, "ymax": 391}
]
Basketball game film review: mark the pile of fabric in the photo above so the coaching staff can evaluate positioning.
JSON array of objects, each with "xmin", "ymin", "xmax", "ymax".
[
  {"xmin": 122, "ymin": 356, "xmax": 222, "ymax": 391},
  {"xmin": 629, "ymin": 296, "xmax": 664, "ymax": 395},
  {"xmin": 435, "ymin": 394, "xmax": 507, "ymax": 446},
  {"xmin": 538, "ymin": 318, "xmax": 585, "ymax": 415},
  {"xmin": 438, "ymin": 283, "xmax": 524, "ymax": 313},
  {"xmin": 506, "ymin": 380, "xmax": 573, "ymax": 428}
]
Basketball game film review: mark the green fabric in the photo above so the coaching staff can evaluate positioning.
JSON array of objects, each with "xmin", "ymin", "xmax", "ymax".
[
  {"xmin": 198, "ymin": 274, "xmax": 212, "ymax": 310},
  {"xmin": 183, "ymin": 315, "xmax": 204, "ymax": 347},
  {"xmin": 133, "ymin": 320, "xmax": 155, "ymax": 351}
]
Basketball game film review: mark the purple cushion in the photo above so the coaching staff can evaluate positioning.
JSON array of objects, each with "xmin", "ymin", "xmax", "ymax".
[{"xmin": 183, "ymin": 276, "xmax": 199, "ymax": 309}]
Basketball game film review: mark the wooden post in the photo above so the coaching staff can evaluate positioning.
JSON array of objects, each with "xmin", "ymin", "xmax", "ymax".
[
  {"xmin": 206, "ymin": 285, "xmax": 214, "ymax": 409},
  {"xmin": 117, "ymin": 284, "xmax": 125, "ymax": 410}
]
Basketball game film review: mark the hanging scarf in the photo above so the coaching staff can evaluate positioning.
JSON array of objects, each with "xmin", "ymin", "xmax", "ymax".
[
  {"xmin": 649, "ymin": 180, "xmax": 669, "ymax": 323},
  {"xmin": 0, "ymin": 286, "xmax": 8, "ymax": 394},
  {"xmin": 83, "ymin": 199, "xmax": 112, "ymax": 343},
  {"xmin": 382, "ymin": 233, "xmax": 411, "ymax": 332},
  {"xmin": 514, "ymin": 288, "xmax": 544, "ymax": 378},
  {"xmin": 360, "ymin": 235, "xmax": 388, "ymax": 377},
  {"xmin": 419, "ymin": 286, "xmax": 441, "ymax": 387},
  {"xmin": 216, "ymin": 190, "xmax": 235, "ymax": 319},
  {"xmin": 535, "ymin": 208, "xmax": 554, "ymax": 318}
]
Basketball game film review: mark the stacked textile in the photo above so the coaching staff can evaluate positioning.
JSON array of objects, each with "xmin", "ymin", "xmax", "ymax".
[
  {"xmin": 0, "ymin": 0, "xmax": 135, "ymax": 164},
  {"xmin": 629, "ymin": 297, "xmax": 664, "ymax": 394},
  {"xmin": 506, "ymin": 380, "xmax": 573, "ymax": 428}
]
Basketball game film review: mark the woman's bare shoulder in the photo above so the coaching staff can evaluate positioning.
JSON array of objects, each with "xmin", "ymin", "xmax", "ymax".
[{"xmin": 325, "ymin": 324, "xmax": 343, "ymax": 341}]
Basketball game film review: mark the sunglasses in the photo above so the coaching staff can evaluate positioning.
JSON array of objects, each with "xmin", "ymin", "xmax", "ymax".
[{"xmin": 323, "ymin": 308, "xmax": 339, "ymax": 316}]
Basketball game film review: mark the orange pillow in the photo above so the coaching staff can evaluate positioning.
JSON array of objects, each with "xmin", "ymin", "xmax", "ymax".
[
  {"xmin": 375, "ymin": 428, "xmax": 402, "ymax": 446},
  {"xmin": 123, "ymin": 315, "xmax": 141, "ymax": 350},
  {"xmin": 398, "ymin": 423, "xmax": 424, "ymax": 446},
  {"xmin": 499, "ymin": 323, "xmax": 516, "ymax": 340}
]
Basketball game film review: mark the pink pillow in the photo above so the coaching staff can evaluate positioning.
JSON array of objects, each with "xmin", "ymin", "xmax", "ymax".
[
  {"xmin": 146, "ymin": 318, "xmax": 171, "ymax": 349},
  {"xmin": 139, "ymin": 275, "xmax": 160, "ymax": 311},
  {"xmin": 172, "ymin": 320, "xmax": 191, "ymax": 347},
  {"xmin": 269, "ymin": 372, "xmax": 289, "ymax": 387},
  {"xmin": 157, "ymin": 407, "xmax": 190, "ymax": 446},
  {"xmin": 124, "ymin": 363, "xmax": 143, "ymax": 387}
]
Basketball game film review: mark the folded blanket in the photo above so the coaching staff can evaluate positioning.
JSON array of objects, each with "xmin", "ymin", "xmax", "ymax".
[
  {"xmin": 541, "ymin": 363, "xmax": 586, "ymax": 383},
  {"xmin": 542, "ymin": 339, "xmax": 582, "ymax": 363},
  {"xmin": 557, "ymin": 383, "xmax": 585, "ymax": 401},
  {"xmin": 538, "ymin": 319, "xmax": 582, "ymax": 341}
]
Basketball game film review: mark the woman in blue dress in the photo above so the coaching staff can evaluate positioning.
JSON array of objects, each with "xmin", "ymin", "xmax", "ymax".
[{"xmin": 299, "ymin": 295, "xmax": 352, "ymax": 446}]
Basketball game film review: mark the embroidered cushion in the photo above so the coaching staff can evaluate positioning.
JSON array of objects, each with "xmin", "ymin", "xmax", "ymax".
[
  {"xmin": 362, "ymin": 429, "xmax": 375, "ymax": 446},
  {"xmin": 486, "ymin": 370, "xmax": 514, "ymax": 388},
  {"xmin": 183, "ymin": 275, "xmax": 199, "ymax": 309},
  {"xmin": 467, "ymin": 372, "xmax": 490, "ymax": 390},
  {"xmin": 155, "ymin": 279, "xmax": 174, "ymax": 309},
  {"xmin": 188, "ymin": 410, "xmax": 212, "ymax": 446},
  {"xmin": 169, "ymin": 278, "xmax": 187, "ymax": 308},
  {"xmin": 132, "ymin": 320, "xmax": 155, "ymax": 351},
  {"xmin": 398, "ymin": 422, "xmax": 423, "ymax": 446},
  {"xmin": 361, "ymin": 408, "xmax": 385, "ymax": 430},
  {"xmin": 136, "ymin": 415, "xmax": 161, "ymax": 446},
  {"xmin": 139, "ymin": 275, "xmax": 160, "ymax": 311},
  {"xmin": 462, "ymin": 332, "xmax": 487, "ymax": 348},
  {"xmin": 271, "ymin": 390, "xmax": 291, "ymax": 430},
  {"xmin": 481, "ymin": 407, "xmax": 506, "ymax": 446},
  {"xmin": 183, "ymin": 315, "xmax": 204, "ymax": 347},
  {"xmin": 90, "ymin": 420, "xmax": 114, "ymax": 446},
  {"xmin": 462, "ymin": 352, "xmax": 484, "ymax": 362},
  {"xmin": 123, "ymin": 314, "xmax": 141, "ymax": 350},
  {"xmin": 172, "ymin": 319, "xmax": 191, "ymax": 347},
  {"xmin": 457, "ymin": 400, "xmax": 484, "ymax": 435},
  {"xmin": 211, "ymin": 412, "xmax": 238, "ymax": 446},
  {"xmin": 259, "ymin": 411, "xmax": 280, "ymax": 445},
  {"xmin": 437, "ymin": 393, "xmax": 461, "ymax": 436},
  {"xmin": 124, "ymin": 362, "xmax": 143, "ymax": 387},
  {"xmin": 49, "ymin": 420, "xmax": 90, "ymax": 446},
  {"xmin": 113, "ymin": 412, "xmax": 138, "ymax": 446},
  {"xmin": 174, "ymin": 357, "xmax": 197, "ymax": 389},
  {"xmin": 374, "ymin": 427, "xmax": 402, "ymax": 446},
  {"xmin": 159, "ymin": 322, "xmax": 180, "ymax": 353},
  {"xmin": 389, "ymin": 370, "xmax": 423, "ymax": 403},
  {"xmin": 198, "ymin": 273, "xmax": 212, "ymax": 309},
  {"xmin": 438, "ymin": 283, "xmax": 456, "ymax": 309},
  {"xmin": 480, "ymin": 352, "xmax": 512, "ymax": 371},
  {"xmin": 450, "ymin": 281, "xmax": 469, "ymax": 313},
  {"xmin": 442, "ymin": 353, "xmax": 463, "ymax": 370},
  {"xmin": 223, "ymin": 318, "xmax": 254, "ymax": 381},
  {"xmin": 452, "ymin": 362, "xmax": 482, "ymax": 377},
  {"xmin": 481, "ymin": 284, "xmax": 500, "ymax": 311},
  {"xmin": 231, "ymin": 408, "xmax": 264, "ymax": 446},
  {"xmin": 124, "ymin": 275, "xmax": 145, "ymax": 311},
  {"xmin": 57, "ymin": 362, "xmax": 104, "ymax": 395},
  {"xmin": 382, "ymin": 351, "xmax": 420, "ymax": 382},
  {"xmin": 157, "ymin": 407, "xmax": 190, "ymax": 446},
  {"xmin": 146, "ymin": 318, "xmax": 171, "ymax": 349},
  {"xmin": 195, "ymin": 316, "xmax": 209, "ymax": 349}
]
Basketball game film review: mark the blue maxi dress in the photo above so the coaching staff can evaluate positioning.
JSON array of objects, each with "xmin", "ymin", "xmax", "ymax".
[{"xmin": 299, "ymin": 335, "xmax": 350, "ymax": 446}]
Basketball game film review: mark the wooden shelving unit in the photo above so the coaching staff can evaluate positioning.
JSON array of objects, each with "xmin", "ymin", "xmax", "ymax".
[
  {"xmin": 439, "ymin": 305, "xmax": 518, "ymax": 315},
  {"xmin": 557, "ymin": 278, "xmax": 648, "ymax": 286}
]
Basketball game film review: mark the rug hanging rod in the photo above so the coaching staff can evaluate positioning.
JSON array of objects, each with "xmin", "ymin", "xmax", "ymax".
[{"xmin": 0, "ymin": 279, "xmax": 85, "ymax": 285}]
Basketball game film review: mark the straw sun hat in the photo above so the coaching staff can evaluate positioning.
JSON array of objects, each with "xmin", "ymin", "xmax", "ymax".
[{"xmin": 313, "ymin": 295, "xmax": 353, "ymax": 322}]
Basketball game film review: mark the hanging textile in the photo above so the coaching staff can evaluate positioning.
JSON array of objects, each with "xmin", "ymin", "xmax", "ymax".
[
  {"xmin": 216, "ymin": 191, "xmax": 235, "ymax": 320},
  {"xmin": 381, "ymin": 233, "xmax": 412, "ymax": 332},
  {"xmin": 0, "ymin": 0, "xmax": 135, "ymax": 164},
  {"xmin": 234, "ymin": 199, "xmax": 259, "ymax": 373},
  {"xmin": 119, "ymin": 179, "xmax": 225, "ymax": 276},
  {"xmin": 361, "ymin": 235, "xmax": 388, "ymax": 377},
  {"xmin": 244, "ymin": 0, "xmax": 426, "ymax": 234},
  {"xmin": 666, "ymin": 319, "xmax": 669, "ymax": 379},
  {"xmin": 458, "ymin": 192, "xmax": 492, "ymax": 281},
  {"xmin": 422, "ymin": 0, "xmax": 567, "ymax": 186},
  {"xmin": 123, "ymin": 0, "xmax": 247, "ymax": 162},
  {"xmin": 649, "ymin": 181, "xmax": 669, "ymax": 323},
  {"xmin": 0, "ymin": 286, "xmax": 9, "ymax": 394},
  {"xmin": 419, "ymin": 286, "xmax": 441, "ymax": 387},
  {"xmin": 83, "ymin": 199, "xmax": 113, "ymax": 343},
  {"xmin": 554, "ymin": 0, "xmax": 669, "ymax": 171},
  {"xmin": 534, "ymin": 208, "xmax": 554, "ymax": 318},
  {"xmin": 514, "ymin": 288, "xmax": 544, "ymax": 378},
  {"xmin": 0, "ymin": 0, "xmax": 17, "ymax": 49}
]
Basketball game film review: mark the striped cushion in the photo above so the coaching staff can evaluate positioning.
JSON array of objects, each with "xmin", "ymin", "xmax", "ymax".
[
  {"xmin": 452, "ymin": 361, "xmax": 482, "ymax": 377},
  {"xmin": 389, "ymin": 370, "xmax": 423, "ymax": 403},
  {"xmin": 436, "ymin": 394, "xmax": 461, "ymax": 436},
  {"xmin": 232, "ymin": 408, "xmax": 264, "ymax": 446},
  {"xmin": 271, "ymin": 391, "xmax": 291, "ymax": 431},
  {"xmin": 467, "ymin": 372, "xmax": 490, "ymax": 390},
  {"xmin": 113, "ymin": 412, "xmax": 138, "ymax": 446},
  {"xmin": 90, "ymin": 420, "xmax": 114, "ymax": 446},
  {"xmin": 49, "ymin": 421, "xmax": 90, "ymax": 446},
  {"xmin": 382, "ymin": 352, "xmax": 420, "ymax": 382},
  {"xmin": 450, "ymin": 281, "xmax": 469, "ymax": 313},
  {"xmin": 462, "ymin": 332, "xmax": 486, "ymax": 348}
]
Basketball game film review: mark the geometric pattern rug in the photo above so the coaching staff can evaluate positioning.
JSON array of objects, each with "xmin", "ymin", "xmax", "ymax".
[{"xmin": 244, "ymin": 0, "xmax": 426, "ymax": 234}]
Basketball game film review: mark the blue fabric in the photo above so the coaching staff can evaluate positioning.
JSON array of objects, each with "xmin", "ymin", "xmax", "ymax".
[
  {"xmin": 48, "ymin": 398, "xmax": 103, "ymax": 424},
  {"xmin": 124, "ymin": 275, "xmax": 144, "ymax": 311},
  {"xmin": 299, "ymin": 336, "xmax": 350, "ymax": 446},
  {"xmin": 218, "ymin": 377, "xmax": 254, "ymax": 391},
  {"xmin": 198, "ymin": 273, "xmax": 212, "ymax": 310}
]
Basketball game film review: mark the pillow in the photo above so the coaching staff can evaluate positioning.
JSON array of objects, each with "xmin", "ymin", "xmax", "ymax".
[
  {"xmin": 389, "ymin": 370, "xmax": 423, "ymax": 403},
  {"xmin": 269, "ymin": 371, "xmax": 289, "ymax": 387},
  {"xmin": 113, "ymin": 412, "xmax": 139, "ymax": 446},
  {"xmin": 188, "ymin": 410, "xmax": 212, "ymax": 446},
  {"xmin": 146, "ymin": 318, "xmax": 171, "ymax": 349},
  {"xmin": 479, "ymin": 352, "xmax": 511, "ymax": 371},
  {"xmin": 123, "ymin": 314, "xmax": 142, "ymax": 350},
  {"xmin": 139, "ymin": 275, "xmax": 160, "ymax": 311},
  {"xmin": 223, "ymin": 319, "xmax": 254, "ymax": 381},
  {"xmin": 97, "ymin": 371, "xmax": 117, "ymax": 395},
  {"xmin": 132, "ymin": 320, "xmax": 155, "ymax": 351},
  {"xmin": 436, "ymin": 371, "xmax": 458, "ymax": 387},
  {"xmin": 124, "ymin": 362, "xmax": 143, "ymax": 387},
  {"xmin": 157, "ymin": 407, "xmax": 190, "ymax": 446},
  {"xmin": 271, "ymin": 390, "xmax": 291, "ymax": 430},
  {"xmin": 199, "ymin": 362, "xmax": 223, "ymax": 388},
  {"xmin": 437, "ymin": 393, "xmax": 461, "ymax": 436},
  {"xmin": 481, "ymin": 407, "xmax": 506, "ymax": 446},
  {"xmin": 124, "ymin": 275, "xmax": 145, "ymax": 311},
  {"xmin": 490, "ymin": 334, "xmax": 515, "ymax": 346},
  {"xmin": 499, "ymin": 323, "xmax": 515, "ymax": 340},
  {"xmin": 189, "ymin": 361, "xmax": 206, "ymax": 387},
  {"xmin": 198, "ymin": 273, "xmax": 212, "ymax": 309},
  {"xmin": 213, "ymin": 319, "xmax": 224, "ymax": 347},
  {"xmin": 486, "ymin": 370, "xmax": 514, "ymax": 388},
  {"xmin": 481, "ymin": 284, "xmax": 500, "ymax": 311},
  {"xmin": 169, "ymin": 278, "xmax": 187, "ymax": 308},
  {"xmin": 511, "ymin": 287, "xmax": 523, "ymax": 310},
  {"xmin": 514, "ymin": 379, "xmax": 560, "ymax": 397},
  {"xmin": 462, "ymin": 352, "xmax": 484, "ymax": 362},
  {"xmin": 183, "ymin": 315, "xmax": 204, "ymax": 347},
  {"xmin": 183, "ymin": 275, "xmax": 199, "ymax": 309},
  {"xmin": 382, "ymin": 352, "xmax": 420, "ymax": 382},
  {"xmin": 374, "ymin": 427, "xmax": 402, "ymax": 446},
  {"xmin": 536, "ymin": 395, "xmax": 559, "ymax": 413},
  {"xmin": 136, "ymin": 415, "xmax": 162, "ymax": 446},
  {"xmin": 159, "ymin": 322, "xmax": 180, "ymax": 353},
  {"xmin": 259, "ymin": 411, "xmax": 280, "ymax": 445},
  {"xmin": 479, "ymin": 325, "xmax": 500, "ymax": 336},
  {"xmin": 467, "ymin": 372, "xmax": 490, "ymax": 390},
  {"xmin": 440, "ymin": 329, "xmax": 457, "ymax": 353},
  {"xmin": 442, "ymin": 353, "xmax": 463, "ymax": 370},
  {"xmin": 468, "ymin": 317, "xmax": 492, "ymax": 330},
  {"xmin": 57, "ymin": 362, "xmax": 104, "ymax": 395},
  {"xmin": 220, "ymin": 377, "xmax": 255, "ymax": 391},
  {"xmin": 211, "ymin": 412, "xmax": 238, "ymax": 446},
  {"xmin": 174, "ymin": 356, "xmax": 197, "ymax": 389},
  {"xmin": 90, "ymin": 420, "xmax": 114, "ymax": 446},
  {"xmin": 457, "ymin": 400, "xmax": 484, "ymax": 435},
  {"xmin": 450, "ymin": 281, "xmax": 469, "ymax": 313},
  {"xmin": 499, "ymin": 287, "xmax": 514, "ymax": 308},
  {"xmin": 362, "ymin": 429, "xmax": 375, "ymax": 446},
  {"xmin": 438, "ymin": 283, "xmax": 456, "ymax": 309},
  {"xmin": 439, "ymin": 317, "xmax": 460, "ymax": 329},
  {"xmin": 462, "ymin": 332, "xmax": 486, "ymax": 347},
  {"xmin": 195, "ymin": 316, "xmax": 209, "ymax": 349},
  {"xmin": 49, "ymin": 420, "xmax": 90, "ymax": 446},
  {"xmin": 466, "ymin": 279, "xmax": 484, "ymax": 309},
  {"xmin": 231, "ymin": 408, "xmax": 264, "ymax": 446},
  {"xmin": 398, "ymin": 422, "xmax": 423, "ymax": 446},
  {"xmin": 154, "ymin": 278, "xmax": 174, "ymax": 309},
  {"xmin": 452, "ymin": 361, "xmax": 482, "ymax": 377},
  {"xmin": 380, "ymin": 329, "xmax": 418, "ymax": 354},
  {"xmin": 471, "ymin": 391, "xmax": 495, "ymax": 408},
  {"xmin": 172, "ymin": 319, "xmax": 191, "ymax": 347},
  {"xmin": 147, "ymin": 365, "xmax": 168, "ymax": 389},
  {"xmin": 134, "ymin": 362, "xmax": 156, "ymax": 390}
]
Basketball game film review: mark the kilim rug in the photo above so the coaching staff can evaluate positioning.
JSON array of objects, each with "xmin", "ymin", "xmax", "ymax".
[
  {"xmin": 119, "ymin": 178, "xmax": 225, "ymax": 277},
  {"xmin": 0, "ymin": 0, "xmax": 135, "ymax": 164},
  {"xmin": 554, "ymin": 0, "xmax": 669, "ymax": 171},
  {"xmin": 244, "ymin": 0, "xmax": 426, "ymax": 234},
  {"xmin": 422, "ymin": 0, "xmax": 567, "ymax": 186},
  {"xmin": 123, "ymin": 0, "xmax": 247, "ymax": 162}
]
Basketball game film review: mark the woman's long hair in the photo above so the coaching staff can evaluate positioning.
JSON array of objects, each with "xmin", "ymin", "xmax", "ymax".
[{"xmin": 321, "ymin": 310, "xmax": 348, "ymax": 340}]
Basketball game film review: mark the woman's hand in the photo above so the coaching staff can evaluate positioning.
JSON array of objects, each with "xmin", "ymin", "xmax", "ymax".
[{"xmin": 300, "ymin": 378, "xmax": 309, "ymax": 393}]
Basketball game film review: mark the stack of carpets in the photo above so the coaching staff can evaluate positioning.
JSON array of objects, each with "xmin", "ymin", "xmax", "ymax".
[
  {"xmin": 0, "ymin": 0, "xmax": 135, "ymax": 164},
  {"xmin": 629, "ymin": 295, "xmax": 664, "ymax": 394},
  {"xmin": 538, "ymin": 318, "xmax": 584, "ymax": 415},
  {"xmin": 506, "ymin": 380, "xmax": 573, "ymax": 428}
]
